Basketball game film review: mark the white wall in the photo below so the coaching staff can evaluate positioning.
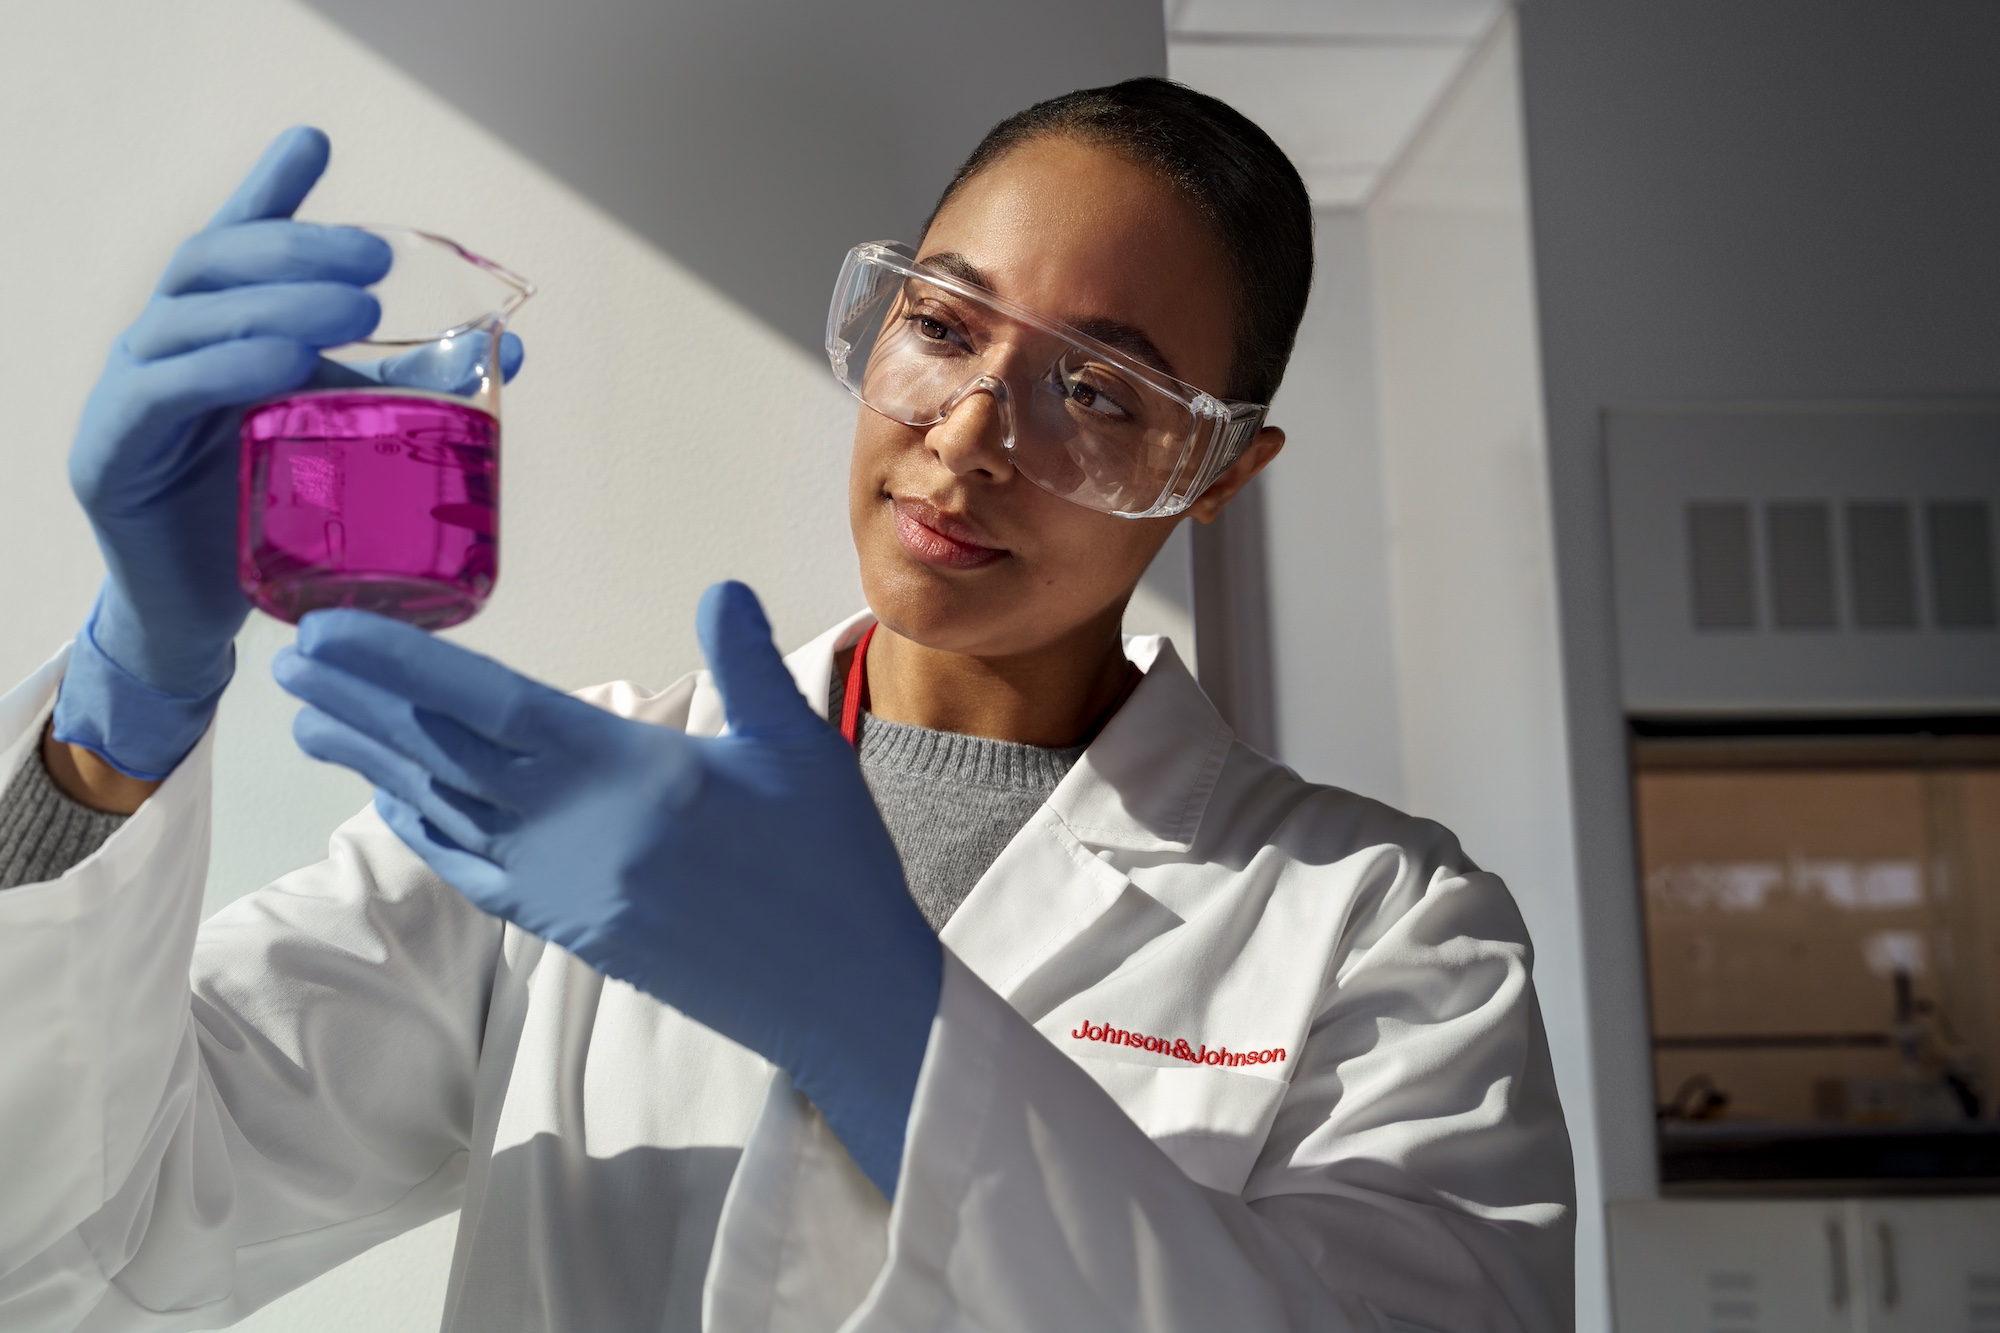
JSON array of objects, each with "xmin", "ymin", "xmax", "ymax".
[
  {"xmin": 0, "ymin": 4, "xmax": 1184, "ymax": 1325},
  {"xmin": 1261, "ymin": 210, "xmax": 1405, "ymax": 803},
  {"xmin": 1257, "ymin": 15, "xmax": 1611, "ymax": 1328},
  {"xmin": 0, "ymin": 1, "xmax": 854, "ymax": 1326},
  {"xmin": 1369, "ymin": 19, "xmax": 1605, "ymax": 1328}
]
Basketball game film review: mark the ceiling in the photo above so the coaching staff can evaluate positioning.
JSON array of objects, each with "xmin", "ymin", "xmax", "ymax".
[{"xmin": 1166, "ymin": 0, "xmax": 1506, "ymax": 209}]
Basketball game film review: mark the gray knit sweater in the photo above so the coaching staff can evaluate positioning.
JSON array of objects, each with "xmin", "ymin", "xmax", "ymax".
[
  {"xmin": 831, "ymin": 664, "xmax": 1082, "ymax": 930},
  {"xmin": 851, "ymin": 711, "xmax": 1081, "ymax": 930},
  {"xmin": 0, "ymin": 677, "xmax": 1082, "ymax": 930},
  {"xmin": 0, "ymin": 745, "xmax": 130, "ymax": 889}
]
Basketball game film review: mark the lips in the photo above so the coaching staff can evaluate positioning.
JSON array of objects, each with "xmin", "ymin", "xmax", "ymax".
[{"xmin": 892, "ymin": 497, "xmax": 1007, "ymax": 570}]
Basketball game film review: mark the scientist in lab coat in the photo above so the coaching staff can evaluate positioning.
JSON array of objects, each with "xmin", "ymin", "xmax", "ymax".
[{"xmin": 0, "ymin": 79, "xmax": 1575, "ymax": 1332}]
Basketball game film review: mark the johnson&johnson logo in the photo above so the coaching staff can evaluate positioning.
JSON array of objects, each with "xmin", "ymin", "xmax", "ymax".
[{"xmin": 1069, "ymin": 1020, "xmax": 1286, "ymax": 1068}]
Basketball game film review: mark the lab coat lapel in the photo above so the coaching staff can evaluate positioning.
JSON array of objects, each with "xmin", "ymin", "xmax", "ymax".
[
  {"xmin": 940, "ymin": 637, "xmax": 1234, "ymax": 1005},
  {"xmin": 1045, "ymin": 636, "xmax": 1233, "ymax": 855}
]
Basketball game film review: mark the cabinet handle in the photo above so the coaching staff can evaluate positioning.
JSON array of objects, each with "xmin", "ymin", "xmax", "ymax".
[
  {"xmin": 1876, "ymin": 1220, "xmax": 1900, "ymax": 1311},
  {"xmin": 1827, "ymin": 1218, "xmax": 1848, "ymax": 1310}
]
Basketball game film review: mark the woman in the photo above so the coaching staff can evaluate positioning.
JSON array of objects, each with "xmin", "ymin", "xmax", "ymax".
[{"xmin": 0, "ymin": 81, "xmax": 1573, "ymax": 1331}]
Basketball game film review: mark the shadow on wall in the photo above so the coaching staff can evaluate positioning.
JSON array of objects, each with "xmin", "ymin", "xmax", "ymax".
[{"xmin": 301, "ymin": 0, "xmax": 1167, "ymax": 354}]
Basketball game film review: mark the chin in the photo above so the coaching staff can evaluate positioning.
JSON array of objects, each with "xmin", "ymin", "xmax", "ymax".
[
  {"xmin": 864, "ymin": 562, "xmax": 984, "ymax": 646},
  {"xmin": 857, "ymin": 540, "xmax": 1024, "ymax": 656}
]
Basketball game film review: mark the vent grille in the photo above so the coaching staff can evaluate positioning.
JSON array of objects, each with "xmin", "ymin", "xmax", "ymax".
[
  {"xmin": 1846, "ymin": 502, "xmax": 1919, "ymax": 629},
  {"xmin": 1687, "ymin": 503, "xmax": 1757, "ymax": 630},
  {"xmin": 1928, "ymin": 501, "xmax": 1999, "ymax": 629},
  {"xmin": 1683, "ymin": 498, "xmax": 1997, "ymax": 634},
  {"xmin": 1607, "ymin": 403, "xmax": 2000, "ymax": 712},
  {"xmin": 1767, "ymin": 502, "xmax": 1837, "ymax": 629}
]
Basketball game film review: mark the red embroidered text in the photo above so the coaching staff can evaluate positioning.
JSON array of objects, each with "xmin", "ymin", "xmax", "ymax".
[{"xmin": 1069, "ymin": 1020, "xmax": 1286, "ymax": 1068}]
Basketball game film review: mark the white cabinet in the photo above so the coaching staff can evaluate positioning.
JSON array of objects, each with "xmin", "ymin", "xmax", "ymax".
[
  {"xmin": 1859, "ymin": 1199, "xmax": 2000, "ymax": 1333},
  {"xmin": 1609, "ymin": 1198, "xmax": 2000, "ymax": 1333},
  {"xmin": 1610, "ymin": 1201, "xmax": 1858, "ymax": 1333}
]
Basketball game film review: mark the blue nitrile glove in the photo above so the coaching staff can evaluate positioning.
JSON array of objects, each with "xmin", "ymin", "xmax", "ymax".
[
  {"xmin": 52, "ymin": 126, "xmax": 524, "ymax": 779},
  {"xmin": 272, "ymin": 583, "xmax": 943, "ymax": 1198},
  {"xmin": 52, "ymin": 126, "xmax": 384, "ymax": 778}
]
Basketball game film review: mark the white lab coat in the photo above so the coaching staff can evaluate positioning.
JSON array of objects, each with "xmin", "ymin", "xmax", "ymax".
[{"xmin": 0, "ymin": 612, "xmax": 1574, "ymax": 1333}]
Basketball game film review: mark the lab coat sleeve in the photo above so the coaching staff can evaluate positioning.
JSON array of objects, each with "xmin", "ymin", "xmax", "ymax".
[
  {"xmin": 706, "ymin": 862, "xmax": 1573, "ymax": 1333},
  {"xmin": 0, "ymin": 648, "xmax": 503, "ymax": 1332}
]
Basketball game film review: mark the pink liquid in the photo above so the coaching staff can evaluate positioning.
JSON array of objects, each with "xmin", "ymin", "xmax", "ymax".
[{"xmin": 239, "ymin": 392, "xmax": 499, "ymax": 629}]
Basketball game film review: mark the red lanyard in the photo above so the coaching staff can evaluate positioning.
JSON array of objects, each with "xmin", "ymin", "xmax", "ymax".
[{"xmin": 839, "ymin": 623, "xmax": 877, "ymax": 747}]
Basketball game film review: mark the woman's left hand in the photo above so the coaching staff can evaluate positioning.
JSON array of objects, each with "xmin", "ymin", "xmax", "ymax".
[{"xmin": 272, "ymin": 582, "xmax": 941, "ymax": 1199}]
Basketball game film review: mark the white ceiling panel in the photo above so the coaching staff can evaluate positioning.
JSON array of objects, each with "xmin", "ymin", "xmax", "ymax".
[
  {"xmin": 1168, "ymin": 40, "xmax": 1468, "ymax": 206},
  {"xmin": 1168, "ymin": 0, "xmax": 1500, "ymax": 41}
]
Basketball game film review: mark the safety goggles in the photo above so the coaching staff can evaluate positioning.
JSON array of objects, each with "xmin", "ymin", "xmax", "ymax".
[{"xmin": 826, "ymin": 241, "xmax": 1268, "ymax": 519}]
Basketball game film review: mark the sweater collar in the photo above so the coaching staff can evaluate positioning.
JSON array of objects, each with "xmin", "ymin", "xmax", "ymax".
[{"xmin": 779, "ymin": 613, "xmax": 1233, "ymax": 857}]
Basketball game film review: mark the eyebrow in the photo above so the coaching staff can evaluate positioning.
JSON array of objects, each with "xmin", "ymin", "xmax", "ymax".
[{"xmin": 915, "ymin": 251, "xmax": 1181, "ymax": 381}]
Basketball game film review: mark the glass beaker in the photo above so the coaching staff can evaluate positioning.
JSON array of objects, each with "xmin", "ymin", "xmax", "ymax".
[{"xmin": 237, "ymin": 226, "xmax": 534, "ymax": 630}]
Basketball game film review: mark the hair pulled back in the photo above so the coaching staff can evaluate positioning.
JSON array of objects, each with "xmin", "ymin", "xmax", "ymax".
[{"xmin": 928, "ymin": 77, "xmax": 1313, "ymax": 406}]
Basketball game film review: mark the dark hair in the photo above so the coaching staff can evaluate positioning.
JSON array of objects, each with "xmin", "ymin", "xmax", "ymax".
[{"xmin": 926, "ymin": 77, "xmax": 1313, "ymax": 406}]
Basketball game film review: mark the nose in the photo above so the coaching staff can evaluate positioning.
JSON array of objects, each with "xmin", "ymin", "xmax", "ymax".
[{"xmin": 926, "ymin": 374, "xmax": 1017, "ymax": 482}]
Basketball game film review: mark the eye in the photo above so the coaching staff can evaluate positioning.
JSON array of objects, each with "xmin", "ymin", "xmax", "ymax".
[
  {"xmin": 900, "ymin": 307, "xmax": 973, "ymax": 354},
  {"xmin": 1057, "ymin": 368, "xmax": 1136, "ymax": 421}
]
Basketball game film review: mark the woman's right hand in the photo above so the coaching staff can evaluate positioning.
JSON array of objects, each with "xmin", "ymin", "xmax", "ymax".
[{"xmin": 52, "ymin": 127, "xmax": 390, "ymax": 781}]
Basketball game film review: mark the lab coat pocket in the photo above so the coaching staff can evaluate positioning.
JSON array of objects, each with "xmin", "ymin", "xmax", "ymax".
[{"xmin": 1058, "ymin": 1050, "xmax": 1288, "ymax": 1195}]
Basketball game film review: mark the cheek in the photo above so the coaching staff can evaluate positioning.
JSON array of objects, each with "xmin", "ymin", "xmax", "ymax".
[
  {"xmin": 1030, "ymin": 505, "xmax": 1174, "ymax": 604},
  {"xmin": 843, "ymin": 405, "xmax": 1173, "ymax": 651},
  {"xmin": 847, "ymin": 411, "xmax": 901, "ymax": 529}
]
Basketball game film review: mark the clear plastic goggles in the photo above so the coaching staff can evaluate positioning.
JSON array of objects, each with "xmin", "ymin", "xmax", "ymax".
[{"xmin": 826, "ymin": 241, "xmax": 1268, "ymax": 519}]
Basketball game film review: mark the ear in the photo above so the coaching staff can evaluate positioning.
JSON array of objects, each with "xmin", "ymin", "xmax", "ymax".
[{"xmin": 1188, "ymin": 426, "xmax": 1285, "ymax": 524}]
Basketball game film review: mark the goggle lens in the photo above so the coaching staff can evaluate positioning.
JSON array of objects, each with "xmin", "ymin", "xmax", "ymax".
[{"xmin": 827, "ymin": 244, "xmax": 1263, "ymax": 518}]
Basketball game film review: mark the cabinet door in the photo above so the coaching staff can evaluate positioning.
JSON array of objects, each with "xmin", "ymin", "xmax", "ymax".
[
  {"xmin": 1609, "ymin": 1200, "xmax": 1862, "ymax": 1333},
  {"xmin": 1856, "ymin": 1198, "xmax": 2000, "ymax": 1333}
]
